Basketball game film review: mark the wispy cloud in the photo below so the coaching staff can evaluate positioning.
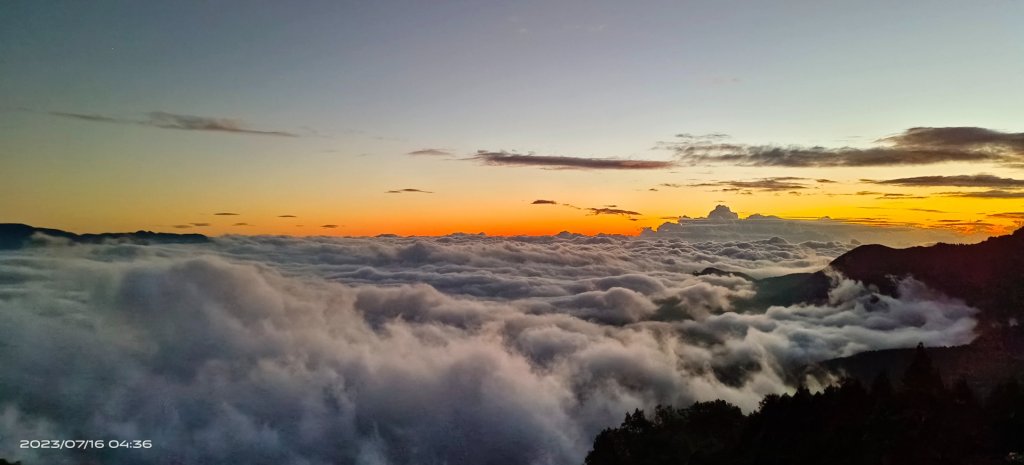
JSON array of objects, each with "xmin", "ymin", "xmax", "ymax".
[
  {"xmin": 942, "ymin": 190, "xmax": 1024, "ymax": 199},
  {"xmin": 527, "ymin": 199, "xmax": 637, "ymax": 218},
  {"xmin": 665, "ymin": 127, "xmax": 1024, "ymax": 167},
  {"xmin": 48, "ymin": 111, "xmax": 125, "ymax": 123},
  {"xmin": 878, "ymin": 193, "xmax": 923, "ymax": 198},
  {"xmin": 587, "ymin": 207, "xmax": 641, "ymax": 217},
  {"xmin": 321, "ymin": 224, "xmax": 339, "ymax": 228},
  {"xmin": 386, "ymin": 188, "xmax": 433, "ymax": 194},
  {"xmin": 49, "ymin": 110, "xmax": 299, "ymax": 137},
  {"xmin": 146, "ymin": 111, "xmax": 298, "ymax": 136},
  {"xmin": 989, "ymin": 212, "xmax": 1024, "ymax": 219},
  {"xmin": 278, "ymin": 215, "xmax": 298, "ymax": 218},
  {"xmin": 407, "ymin": 148, "xmax": 453, "ymax": 156},
  {"xmin": 692, "ymin": 177, "xmax": 809, "ymax": 192},
  {"xmin": 471, "ymin": 150, "xmax": 675, "ymax": 170},
  {"xmin": 214, "ymin": 212, "xmax": 240, "ymax": 216},
  {"xmin": 867, "ymin": 174, "xmax": 1024, "ymax": 189}
]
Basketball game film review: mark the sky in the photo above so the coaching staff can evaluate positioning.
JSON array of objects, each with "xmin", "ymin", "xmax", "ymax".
[{"xmin": 1, "ymin": 0, "xmax": 1023, "ymax": 237}]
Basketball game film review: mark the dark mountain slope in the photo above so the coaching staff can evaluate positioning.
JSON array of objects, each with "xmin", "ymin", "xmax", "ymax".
[
  {"xmin": 710, "ymin": 227, "xmax": 1024, "ymax": 325},
  {"xmin": 829, "ymin": 227, "xmax": 1024, "ymax": 325},
  {"xmin": 0, "ymin": 223, "xmax": 210, "ymax": 249}
]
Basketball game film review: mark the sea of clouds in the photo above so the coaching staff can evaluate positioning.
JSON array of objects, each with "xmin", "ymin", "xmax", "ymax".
[{"xmin": 0, "ymin": 234, "xmax": 978, "ymax": 465}]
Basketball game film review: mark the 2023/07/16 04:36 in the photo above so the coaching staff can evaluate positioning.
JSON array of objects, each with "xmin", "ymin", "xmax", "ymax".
[{"xmin": 20, "ymin": 440, "xmax": 153, "ymax": 450}]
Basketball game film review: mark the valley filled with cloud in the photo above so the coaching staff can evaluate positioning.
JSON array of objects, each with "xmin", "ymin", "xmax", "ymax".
[{"xmin": 0, "ymin": 233, "xmax": 978, "ymax": 465}]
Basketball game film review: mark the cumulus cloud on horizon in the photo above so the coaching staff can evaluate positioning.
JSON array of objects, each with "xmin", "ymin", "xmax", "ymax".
[
  {"xmin": 0, "ymin": 234, "xmax": 979, "ymax": 465},
  {"xmin": 644, "ymin": 205, "xmax": 975, "ymax": 246}
]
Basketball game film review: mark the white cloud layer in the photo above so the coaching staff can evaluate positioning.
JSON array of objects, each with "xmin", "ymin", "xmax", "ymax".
[{"xmin": 0, "ymin": 235, "xmax": 977, "ymax": 464}]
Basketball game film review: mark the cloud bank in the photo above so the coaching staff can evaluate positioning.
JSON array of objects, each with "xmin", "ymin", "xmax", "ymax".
[
  {"xmin": 0, "ymin": 234, "xmax": 978, "ymax": 464},
  {"xmin": 644, "ymin": 205, "xmax": 972, "ymax": 246}
]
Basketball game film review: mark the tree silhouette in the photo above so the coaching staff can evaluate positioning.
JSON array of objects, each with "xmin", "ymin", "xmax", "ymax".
[{"xmin": 584, "ymin": 343, "xmax": 1024, "ymax": 465}]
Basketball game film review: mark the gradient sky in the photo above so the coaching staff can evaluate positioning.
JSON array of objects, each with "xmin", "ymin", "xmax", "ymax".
[{"xmin": 2, "ymin": 0, "xmax": 1023, "ymax": 236}]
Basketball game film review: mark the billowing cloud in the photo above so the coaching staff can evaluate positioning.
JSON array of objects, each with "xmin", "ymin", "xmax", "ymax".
[
  {"xmin": 386, "ymin": 188, "xmax": 433, "ymax": 194},
  {"xmin": 868, "ymin": 174, "xmax": 1024, "ymax": 188},
  {"xmin": 666, "ymin": 127, "xmax": 1024, "ymax": 167},
  {"xmin": 48, "ymin": 110, "xmax": 299, "ymax": 137},
  {"xmin": 707, "ymin": 204, "xmax": 739, "ymax": 220},
  {"xmin": 472, "ymin": 151, "xmax": 675, "ymax": 170},
  {"xmin": 0, "ymin": 234, "xmax": 978, "ymax": 465},
  {"xmin": 407, "ymin": 148, "xmax": 453, "ymax": 156}
]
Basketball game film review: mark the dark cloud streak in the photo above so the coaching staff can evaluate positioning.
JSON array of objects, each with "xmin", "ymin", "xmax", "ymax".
[
  {"xmin": 386, "ymin": 188, "xmax": 434, "ymax": 194},
  {"xmin": 942, "ymin": 190, "xmax": 1024, "ymax": 199},
  {"xmin": 868, "ymin": 174, "xmax": 1024, "ymax": 188},
  {"xmin": 693, "ymin": 178, "xmax": 809, "ymax": 192},
  {"xmin": 587, "ymin": 207, "xmax": 641, "ymax": 217},
  {"xmin": 48, "ymin": 110, "xmax": 299, "ymax": 137},
  {"xmin": 666, "ymin": 127, "xmax": 1024, "ymax": 167},
  {"xmin": 407, "ymin": 148, "xmax": 453, "ymax": 156},
  {"xmin": 472, "ymin": 151, "xmax": 675, "ymax": 170}
]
